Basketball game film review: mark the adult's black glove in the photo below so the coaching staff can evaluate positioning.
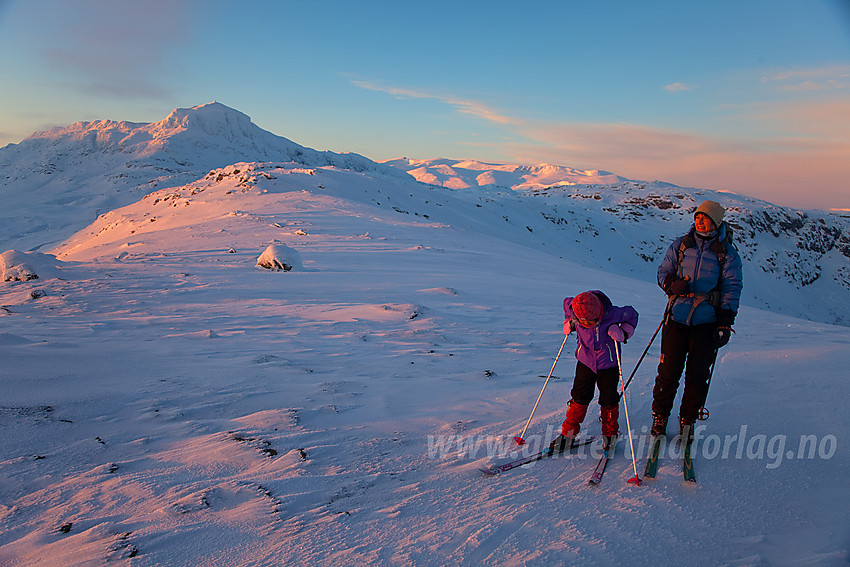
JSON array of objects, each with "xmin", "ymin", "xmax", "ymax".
[
  {"xmin": 662, "ymin": 274, "xmax": 690, "ymax": 296},
  {"xmin": 714, "ymin": 326, "xmax": 732, "ymax": 348},
  {"xmin": 714, "ymin": 309, "xmax": 736, "ymax": 348}
]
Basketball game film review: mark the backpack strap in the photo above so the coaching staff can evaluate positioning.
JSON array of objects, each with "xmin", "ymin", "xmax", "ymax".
[
  {"xmin": 675, "ymin": 225, "xmax": 730, "ymax": 324},
  {"xmin": 676, "ymin": 232, "xmax": 696, "ymax": 277}
]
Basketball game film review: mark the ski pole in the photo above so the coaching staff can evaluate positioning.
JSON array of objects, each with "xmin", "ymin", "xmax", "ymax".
[
  {"xmin": 620, "ymin": 296, "xmax": 674, "ymax": 395},
  {"xmin": 698, "ymin": 347, "xmax": 720, "ymax": 420},
  {"xmin": 616, "ymin": 342, "xmax": 642, "ymax": 486},
  {"xmin": 514, "ymin": 334, "xmax": 569, "ymax": 446}
]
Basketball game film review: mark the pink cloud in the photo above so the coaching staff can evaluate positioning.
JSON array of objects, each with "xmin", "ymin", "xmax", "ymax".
[
  {"xmin": 664, "ymin": 82, "xmax": 693, "ymax": 93},
  {"xmin": 352, "ymin": 80, "xmax": 521, "ymax": 125},
  {"xmin": 506, "ymin": 117, "xmax": 849, "ymax": 209},
  {"xmin": 761, "ymin": 65, "xmax": 850, "ymax": 92},
  {"xmin": 739, "ymin": 99, "xmax": 850, "ymax": 139}
]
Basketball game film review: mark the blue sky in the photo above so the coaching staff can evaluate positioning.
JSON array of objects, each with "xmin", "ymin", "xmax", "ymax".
[{"xmin": 1, "ymin": 0, "xmax": 848, "ymax": 209}]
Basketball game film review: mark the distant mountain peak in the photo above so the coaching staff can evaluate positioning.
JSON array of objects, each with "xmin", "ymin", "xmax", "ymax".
[
  {"xmin": 151, "ymin": 102, "xmax": 270, "ymax": 143},
  {"xmin": 162, "ymin": 101, "xmax": 245, "ymax": 122}
]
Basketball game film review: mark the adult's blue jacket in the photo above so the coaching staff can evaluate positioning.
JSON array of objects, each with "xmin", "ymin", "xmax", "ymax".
[{"xmin": 657, "ymin": 222, "xmax": 743, "ymax": 326}]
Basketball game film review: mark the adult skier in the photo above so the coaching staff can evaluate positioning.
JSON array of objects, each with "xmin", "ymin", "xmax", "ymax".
[
  {"xmin": 549, "ymin": 291, "xmax": 639, "ymax": 453},
  {"xmin": 650, "ymin": 200, "xmax": 743, "ymax": 440}
]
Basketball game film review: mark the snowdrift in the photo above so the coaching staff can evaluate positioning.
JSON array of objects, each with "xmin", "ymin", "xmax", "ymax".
[
  {"xmin": 256, "ymin": 244, "xmax": 303, "ymax": 272},
  {"xmin": 0, "ymin": 250, "xmax": 62, "ymax": 282}
]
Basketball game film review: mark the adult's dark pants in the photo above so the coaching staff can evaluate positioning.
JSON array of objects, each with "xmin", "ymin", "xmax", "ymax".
[{"xmin": 652, "ymin": 320, "xmax": 717, "ymax": 423}]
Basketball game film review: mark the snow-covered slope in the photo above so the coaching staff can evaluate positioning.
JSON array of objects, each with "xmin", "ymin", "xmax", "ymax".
[
  {"xmin": 1, "ymin": 158, "xmax": 848, "ymax": 565},
  {"xmin": 0, "ymin": 102, "xmax": 401, "ymax": 252}
]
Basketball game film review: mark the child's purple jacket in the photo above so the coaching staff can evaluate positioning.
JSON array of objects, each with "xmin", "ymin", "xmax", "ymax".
[{"xmin": 563, "ymin": 290, "xmax": 639, "ymax": 372}]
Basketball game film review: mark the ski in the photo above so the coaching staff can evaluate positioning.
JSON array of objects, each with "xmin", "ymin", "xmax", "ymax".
[
  {"xmin": 479, "ymin": 436, "xmax": 597, "ymax": 476},
  {"xmin": 683, "ymin": 436, "xmax": 696, "ymax": 482},
  {"xmin": 643, "ymin": 435, "xmax": 663, "ymax": 479},
  {"xmin": 588, "ymin": 436, "xmax": 617, "ymax": 486}
]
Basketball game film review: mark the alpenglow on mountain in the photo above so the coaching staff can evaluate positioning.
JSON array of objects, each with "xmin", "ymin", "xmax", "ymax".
[
  {"xmin": 1, "ymin": 102, "xmax": 848, "ymax": 326},
  {"xmin": 0, "ymin": 102, "xmax": 402, "ymax": 252}
]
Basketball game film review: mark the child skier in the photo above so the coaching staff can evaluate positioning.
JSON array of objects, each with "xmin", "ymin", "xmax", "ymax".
[{"xmin": 549, "ymin": 290, "xmax": 639, "ymax": 453}]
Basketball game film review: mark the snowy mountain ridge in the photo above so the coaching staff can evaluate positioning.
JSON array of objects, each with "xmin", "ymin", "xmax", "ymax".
[
  {"xmin": 2, "ymin": 102, "xmax": 849, "ymax": 325},
  {"xmin": 383, "ymin": 157, "xmax": 626, "ymax": 190},
  {"xmin": 0, "ymin": 102, "xmax": 401, "ymax": 252}
]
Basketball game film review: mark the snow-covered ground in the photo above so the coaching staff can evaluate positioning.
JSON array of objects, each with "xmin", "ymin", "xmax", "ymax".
[{"xmin": 1, "ymin": 158, "xmax": 848, "ymax": 566}]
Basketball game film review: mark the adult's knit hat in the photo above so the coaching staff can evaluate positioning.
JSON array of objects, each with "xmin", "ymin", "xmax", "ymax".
[
  {"xmin": 572, "ymin": 292, "xmax": 603, "ymax": 321},
  {"xmin": 694, "ymin": 200, "xmax": 725, "ymax": 227}
]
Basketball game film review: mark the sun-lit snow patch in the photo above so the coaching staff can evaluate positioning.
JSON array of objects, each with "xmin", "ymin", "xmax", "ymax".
[
  {"xmin": 418, "ymin": 286, "xmax": 459, "ymax": 295},
  {"xmin": 387, "ymin": 158, "xmax": 624, "ymax": 191}
]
